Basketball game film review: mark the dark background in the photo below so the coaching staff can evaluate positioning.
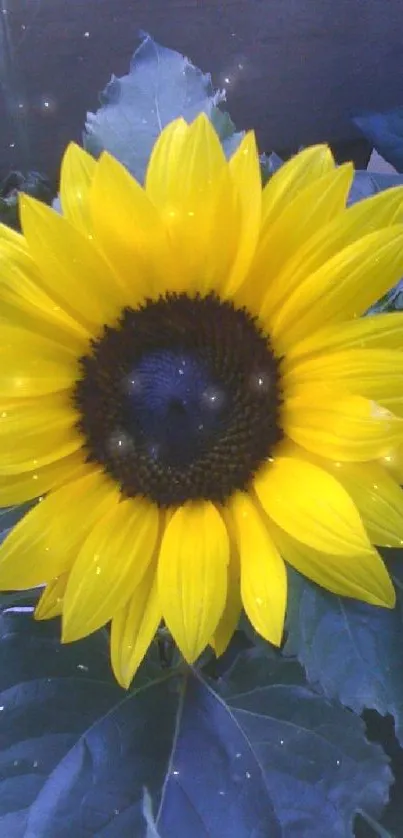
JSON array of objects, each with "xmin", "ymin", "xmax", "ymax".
[{"xmin": 1, "ymin": 0, "xmax": 403, "ymax": 182}]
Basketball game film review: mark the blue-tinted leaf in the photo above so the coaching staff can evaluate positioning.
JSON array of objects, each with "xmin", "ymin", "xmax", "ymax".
[
  {"xmin": 348, "ymin": 169, "xmax": 403, "ymax": 207},
  {"xmin": 259, "ymin": 151, "xmax": 284, "ymax": 185},
  {"xmin": 26, "ymin": 670, "xmax": 281, "ymax": 838},
  {"xmin": 284, "ymin": 572, "xmax": 403, "ymax": 746},
  {"xmin": 0, "ymin": 609, "xmax": 392, "ymax": 837},
  {"xmin": 83, "ymin": 33, "xmax": 243, "ymax": 182},
  {"xmin": 218, "ymin": 649, "xmax": 391, "ymax": 837},
  {"xmin": 155, "ymin": 674, "xmax": 281, "ymax": 838},
  {"xmin": 353, "ymin": 108, "xmax": 403, "ymax": 173},
  {"xmin": 0, "ymin": 610, "xmax": 123, "ymax": 837}
]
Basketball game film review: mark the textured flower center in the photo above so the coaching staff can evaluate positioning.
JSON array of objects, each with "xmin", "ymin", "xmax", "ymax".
[
  {"xmin": 73, "ymin": 293, "xmax": 283, "ymax": 506},
  {"xmin": 124, "ymin": 350, "xmax": 228, "ymax": 468}
]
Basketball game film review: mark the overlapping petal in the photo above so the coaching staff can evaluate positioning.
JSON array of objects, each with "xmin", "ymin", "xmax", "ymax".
[
  {"xmin": 146, "ymin": 114, "xmax": 238, "ymax": 293},
  {"xmin": 261, "ymin": 184, "xmax": 403, "ymax": 345},
  {"xmin": 317, "ymin": 458, "xmax": 403, "ymax": 548},
  {"xmin": 211, "ymin": 530, "xmax": 242, "ymax": 656},
  {"xmin": 283, "ymin": 390, "xmax": 403, "ymax": 461},
  {"xmin": 35, "ymin": 573, "xmax": 68, "ymax": 620},
  {"xmin": 0, "ymin": 394, "xmax": 82, "ymax": 474},
  {"xmin": 221, "ymin": 131, "xmax": 262, "ymax": 297},
  {"xmin": 158, "ymin": 502, "xmax": 229, "ymax": 662},
  {"xmin": 0, "ymin": 451, "xmax": 87, "ymax": 506},
  {"xmin": 20, "ymin": 196, "xmax": 128, "ymax": 333},
  {"xmin": 0, "ymin": 236, "xmax": 89, "ymax": 350},
  {"xmin": 241, "ymin": 164, "xmax": 353, "ymax": 315},
  {"xmin": 261, "ymin": 144, "xmax": 336, "ymax": 228},
  {"xmin": 269, "ymin": 225, "xmax": 403, "ymax": 350},
  {"xmin": 284, "ymin": 347, "xmax": 403, "ymax": 416},
  {"xmin": 62, "ymin": 498, "xmax": 160, "ymax": 641},
  {"xmin": 0, "ymin": 325, "xmax": 78, "ymax": 398},
  {"xmin": 271, "ymin": 519, "xmax": 395, "ymax": 607},
  {"xmin": 0, "ymin": 469, "xmax": 116, "ymax": 589},
  {"xmin": 60, "ymin": 142, "xmax": 96, "ymax": 235},
  {"xmin": 229, "ymin": 491, "xmax": 286, "ymax": 645},
  {"xmin": 111, "ymin": 560, "xmax": 161, "ymax": 689},
  {"xmin": 286, "ymin": 311, "xmax": 403, "ymax": 362},
  {"xmin": 253, "ymin": 453, "xmax": 375, "ymax": 556},
  {"xmin": 90, "ymin": 151, "xmax": 176, "ymax": 302}
]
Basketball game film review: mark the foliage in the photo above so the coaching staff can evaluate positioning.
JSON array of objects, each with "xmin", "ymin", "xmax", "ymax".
[
  {"xmin": 353, "ymin": 108, "xmax": 403, "ymax": 174},
  {"xmin": 0, "ymin": 608, "xmax": 393, "ymax": 838},
  {"xmin": 83, "ymin": 31, "xmax": 243, "ymax": 183}
]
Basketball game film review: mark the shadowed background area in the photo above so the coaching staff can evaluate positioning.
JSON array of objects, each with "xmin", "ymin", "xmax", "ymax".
[{"xmin": 0, "ymin": 0, "xmax": 403, "ymax": 180}]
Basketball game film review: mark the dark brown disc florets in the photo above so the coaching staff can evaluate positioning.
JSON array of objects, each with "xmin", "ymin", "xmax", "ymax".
[{"xmin": 73, "ymin": 292, "xmax": 283, "ymax": 506}]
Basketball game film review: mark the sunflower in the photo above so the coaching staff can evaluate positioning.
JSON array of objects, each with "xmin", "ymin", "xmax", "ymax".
[{"xmin": 1, "ymin": 115, "xmax": 403, "ymax": 687}]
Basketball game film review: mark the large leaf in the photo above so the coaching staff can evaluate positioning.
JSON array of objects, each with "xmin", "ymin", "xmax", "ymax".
[
  {"xmin": 0, "ymin": 609, "xmax": 392, "ymax": 837},
  {"xmin": 0, "ymin": 609, "xmax": 123, "ymax": 837},
  {"xmin": 218, "ymin": 649, "xmax": 391, "ymax": 837},
  {"xmin": 83, "ymin": 32, "xmax": 243, "ymax": 182},
  {"xmin": 284, "ymin": 570, "xmax": 403, "ymax": 746},
  {"xmin": 353, "ymin": 108, "xmax": 403, "ymax": 173}
]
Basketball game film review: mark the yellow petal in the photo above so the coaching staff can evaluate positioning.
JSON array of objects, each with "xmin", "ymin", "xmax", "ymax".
[
  {"xmin": 0, "ymin": 324, "xmax": 78, "ymax": 398},
  {"xmin": 0, "ymin": 469, "xmax": 117, "ymax": 589},
  {"xmin": 268, "ymin": 184, "xmax": 403, "ymax": 324},
  {"xmin": 146, "ymin": 114, "xmax": 232, "ymax": 293},
  {"xmin": 158, "ymin": 502, "xmax": 229, "ymax": 662},
  {"xmin": 283, "ymin": 391, "xmax": 403, "ymax": 461},
  {"xmin": 0, "ymin": 221, "xmax": 28, "ymax": 249},
  {"xmin": 270, "ymin": 226, "xmax": 403, "ymax": 349},
  {"xmin": 0, "ymin": 450, "xmax": 87, "ymax": 505},
  {"xmin": 254, "ymin": 455, "xmax": 374, "ymax": 556},
  {"xmin": 271, "ymin": 519, "xmax": 395, "ymax": 607},
  {"xmin": 35, "ymin": 573, "xmax": 68, "ymax": 619},
  {"xmin": 286, "ymin": 311, "xmax": 403, "ymax": 362},
  {"xmin": 0, "ymin": 239, "xmax": 89, "ymax": 351},
  {"xmin": 20, "ymin": 196, "xmax": 127, "ymax": 333},
  {"xmin": 111, "ymin": 560, "xmax": 161, "ymax": 689},
  {"xmin": 62, "ymin": 498, "xmax": 159, "ymax": 641},
  {"xmin": 90, "ymin": 151, "xmax": 175, "ymax": 302},
  {"xmin": 381, "ymin": 446, "xmax": 403, "ymax": 485},
  {"xmin": 60, "ymin": 143, "xmax": 96, "ymax": 235},
  {"xmin": 261, "ymin": 145, "xmax": 336, "ymax": 228},
  {"xmin": 222, "ymin": 132, "xmax": 262, "ymax": 297},
  {"xmin": 229, "ymin": 491, "xmax": 286, "ymax": 645},
  {"xmin": 244, "ymin": 164, "xmax": 352, "ymax": 317},
  {"xmin": 318, "ymin": 459, "xmax": 403, "ymax": 548},
  {"xmin": 0, "ymin": 287, "xmax": 89, "ymax": 356},
  {"xmin": 0, "ymin": 394, "xmax": 82, "ymax": 474},
  {"xmin": 284, "ymin": 348, "xmax": 403, "ymax": 416},
  {"xmin": 145, "ymin": 117, "xmax": 188, "ymax": 206},
  {"xmin": 211, "ymin": 537, "xmax": 241, "ymax": 657}
]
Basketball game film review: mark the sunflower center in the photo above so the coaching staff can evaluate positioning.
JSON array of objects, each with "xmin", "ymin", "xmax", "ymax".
[
  {"xmin": 124, "ymin": 349, "xmax": 228, "ymax": 468},
  {"xmin": 73, "ymin": 292, "xmax": 283, "ymax": 506}
]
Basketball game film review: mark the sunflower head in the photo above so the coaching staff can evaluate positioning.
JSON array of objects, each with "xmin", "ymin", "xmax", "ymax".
[{"xmin": 1, "ymin": 113, "xmax": 403, "ymax": 687}]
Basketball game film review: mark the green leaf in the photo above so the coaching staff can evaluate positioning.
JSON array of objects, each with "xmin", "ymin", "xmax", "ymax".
[
  {"xmin": 353, "ymin": 108, "xmax": 403, "ymax": 173},
  {"xmin": 218, "ymin": 648, "xmax": 392, "ymax": 837},
  {"xmin": 83, "ymin": 32, "xmax": 243, "ymax": 183},
  {"xmin": 284, "ymin": 570, "xmax": 403, "ymax": 746},
  {"xmin": 0, "ymin": 608, "xmax": 391, "ymax": 837}
]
